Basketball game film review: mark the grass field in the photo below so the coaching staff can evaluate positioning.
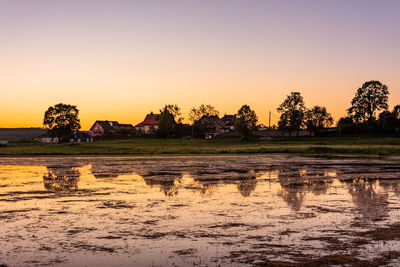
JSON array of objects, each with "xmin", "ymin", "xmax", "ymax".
[{"xmin": 0, "ymin": 137, "xmax": 400, "ymax": 157}]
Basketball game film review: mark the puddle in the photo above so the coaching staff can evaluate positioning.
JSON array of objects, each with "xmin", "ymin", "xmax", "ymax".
[{"xmin": 0, "ymin": 155, "xmax": 400, "ymax": 266}]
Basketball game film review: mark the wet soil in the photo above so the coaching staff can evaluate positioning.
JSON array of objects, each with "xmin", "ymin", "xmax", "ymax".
[{"xmin": 0, "ymin": 155, "xmax": 400, "ymax": 266}]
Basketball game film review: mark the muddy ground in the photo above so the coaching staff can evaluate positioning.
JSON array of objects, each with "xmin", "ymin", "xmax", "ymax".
[{"xmin": 0, "ymin": 155, "xmax": 400, "ymax": 266}]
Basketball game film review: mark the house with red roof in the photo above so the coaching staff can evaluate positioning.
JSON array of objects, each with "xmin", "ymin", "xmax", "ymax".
[
  {"xmin": 135, "ymin": 113, "xmax": 160, "ymax": 134},
  {"xmin": 90, "ymin": 120, "xmax": 134, "ymax": 137},
  {"xmin": 193, "ymin": 115, "xmax": 231, "ymax": 138}
]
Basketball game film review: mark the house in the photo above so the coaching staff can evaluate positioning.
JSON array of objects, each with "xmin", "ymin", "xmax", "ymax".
[
  {"xmin": 194, "ymin": 115, "xmax": 231, "ymax": 138},
  {"xmin": 90, "ymin": 120, "xmax": 134, "ymax": 137},
  {"xmin": 135, "ymin": 113, "xmax": 161, "ymax": 134},
  {"xmin": 90, "ymin": 121, "xmax": 119, "ymax": 137},
  {"xmin": 70, "ymin": 131, "xmax": 94, "ymax": 143},
  {"xmin": 35, "ymin": 131, "xmax": 93, "ymax": 143},
  {"xmin": 36, "ymin": 134, "xmax": 59, "ymax": 143},
  {"xmin": 221, "ymin": 115, "xmax": 236, "ymax": 130}
]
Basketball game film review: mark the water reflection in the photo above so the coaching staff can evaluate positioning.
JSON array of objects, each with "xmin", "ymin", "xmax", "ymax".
[
  {"xmin": 43, "ymin": 167, "xmax": 80, "ymax": 192},
  {"xmin": 0, "ymin": 156, "xmax": 398, "ymax": 219},
  {"xmin": 1, "ymin": 156, "xmax": 400, "ymax": 266},
  {"xmin": 345, "ymin": 178, "xmax": 389, "ymax": 221},
  {"xmin": 237, "ymin": 178, "xmax": 257, "ymax": 197}
]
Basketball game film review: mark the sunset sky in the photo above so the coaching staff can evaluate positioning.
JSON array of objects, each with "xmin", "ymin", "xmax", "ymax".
[{"xmin": 1, "ymin": 0, "xmax": 399, "ymax": 130}]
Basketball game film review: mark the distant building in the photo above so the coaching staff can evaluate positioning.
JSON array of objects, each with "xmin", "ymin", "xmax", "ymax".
[
  {"xmin": 35, "ymin": 131, "xmax": 93, "ymax": 143},
  {"xmin": 36, "ymin": 134, "xmax": 60, "ymax": 143},
  {"xmin": 90, "ymin": 120, "xmax": 134, "ymax": 137},
  {"xmin": 194, "ymin": 115, "xmax": 231, "ymax": 138},
  {"xmin": 135, "ymin": 113, "xmax": 161, "ymax": 134},
  {"xmin": 221, "ymin": 115, "xmax": 236, "ymax": 130},
  {"xmin": 90, "ymin": 121, "xmax": 119, "ymax": 137},
  {"xmin": 70, "ymin": 131, "xmax": 94, "ymax": 143}
]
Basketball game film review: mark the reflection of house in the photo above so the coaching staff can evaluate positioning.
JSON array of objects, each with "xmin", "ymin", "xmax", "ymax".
[
  {"xmin": 90, "ymin": 120, "xmax": 134, "ymax": 137},
  {"xmin": 194, "ymin": 115, "xmax": 231, "ymax": 138},
  {"xmin": 221, "ymin": 115, "xmax": 236, "ymax": 130},
  {"xmin": 135, "ymin": 113, "xmax": 160, "ymax": 134},
  {"xmin": 43, "ymin": 166, "xmax": 80, "ymax": 191}
]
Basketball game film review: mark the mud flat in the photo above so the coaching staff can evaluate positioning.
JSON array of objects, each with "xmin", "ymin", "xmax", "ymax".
[{"xmin": 1, "ymin": 154, "xmax": 400, "ymax": 266}]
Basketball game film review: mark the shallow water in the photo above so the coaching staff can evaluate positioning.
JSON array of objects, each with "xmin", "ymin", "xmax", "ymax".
[{"xmin": 1, "ymin": 155, "xmax": 400, "ymax": 266}]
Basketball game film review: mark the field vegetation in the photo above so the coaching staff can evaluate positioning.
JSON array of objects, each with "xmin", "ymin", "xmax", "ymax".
[{"xmin": 1, "ymin": 136, "xmax": 399, "ymax": 157}]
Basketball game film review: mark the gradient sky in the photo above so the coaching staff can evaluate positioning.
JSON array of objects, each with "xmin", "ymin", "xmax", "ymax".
[{"xmin": 1, "ymin": 0, "xmax": 399, "ymax": 130}]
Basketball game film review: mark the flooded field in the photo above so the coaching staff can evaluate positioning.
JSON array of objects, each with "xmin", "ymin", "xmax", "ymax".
[{"xmin": 1, "ymin": 155, "xmax": 400, "ymax": 266}]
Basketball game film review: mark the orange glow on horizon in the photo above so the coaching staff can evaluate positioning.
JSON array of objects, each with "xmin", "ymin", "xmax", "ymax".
[{"xmin": 1, "ymin": 1, "xmax": 399, "ymax": 130}]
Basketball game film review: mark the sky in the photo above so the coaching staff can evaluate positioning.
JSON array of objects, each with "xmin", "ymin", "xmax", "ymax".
[{"xmin": 0, "ymin": 0, "xmax": 399, "ymax": 130}]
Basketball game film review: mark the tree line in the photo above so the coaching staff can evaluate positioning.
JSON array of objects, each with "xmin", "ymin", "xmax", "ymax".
[{"xmin": 43, "ymin": 80, "xmax": 399, "ymax": 141}]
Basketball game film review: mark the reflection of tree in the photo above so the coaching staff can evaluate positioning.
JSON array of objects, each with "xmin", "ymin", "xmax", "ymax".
[
  {"xmin": 304, "ymin": 180, "xmax": 332, "ymax": 196},
  {"xmin": 279, "ymin": 183, "xmax": 306, "ymax": 211},
  {"xmin": 237, "ymin": 178, "xmax": 257, "ymax": 197},
  {"xmin": 380, "ymin": 180, "xmax": 400, "ymax": 197},
  {"xmin": 159, "ymin": 180, "xmax": 179, "ymax": 196},
  {"xmin": 278, "ymin": 178, "xmax": 333, "ymax": 211},
  {"xmin": 43, "ymin": 167, "xmax": 80, "ymax": 191},
  {"xmin": 346, "ymin": 178, "xmax": 389, "ymax": 221},
  {"xmin": 199, "ymin": 184, "xmax": 218, "ymax": 197}
]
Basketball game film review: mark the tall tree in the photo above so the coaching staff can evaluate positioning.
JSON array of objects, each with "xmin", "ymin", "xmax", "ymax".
[
  {"xmin": 305, "ymin": 106, "xmax": 334, "ymax": 136},
  {"xmin": 234, "ymin": 105, "xmax": 258, "ymax": 139},
  {"xmin": 378, "ymin": 105, "xmax": 400, "ymax": 133},
  {"xmin": 161, "ymin": 104, "xmax": 183, "ymax": 123},
  {"xmin": 188, "ymin": 104, "xmax": 219, "ymax": 124},
  {"xmin": 157, "ymin": 104, "xmax": 182, "ymax": 138},
  {"xmin": 347, "ymin": 80, "xmax": 389, "ymax": 123},
  {"xmin": 277, "ymin": 92, "xmax": 306, "ymax": 136},
  {"xmin": 43, "ymin": 103, "xmax": 80, "ymax": 141}
]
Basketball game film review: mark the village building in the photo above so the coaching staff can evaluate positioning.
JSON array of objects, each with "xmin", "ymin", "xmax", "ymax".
[
  {"xmin": 35, "ymin": 131, "xmax": 94, "ymax": 143},
  {"xmin": 194, "ymin": 115, "xmax": 231, "ymax": 138},
  {"xmin": 36, "ymin": 134, "xmax": 60, "ymax": 143},
  {"xmin": 70, "ymin": 131, "xmax": 94, "ymax": 143},
  {"xmin": 89, "ymin": 120, "xmax": 134, "ymax": 137},
  {"xmin": 221, "ymin": 114, "xmax": 236, "ymax": 130},
  {"xmin": 90, "ymin": 121, "xmax": 118, "ymax": 137},
  {"xmin": 135, "ymin": 113, "xmax": 160, "ymax": 134}
]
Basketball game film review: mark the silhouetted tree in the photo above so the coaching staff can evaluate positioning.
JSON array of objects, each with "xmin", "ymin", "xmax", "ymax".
[
  {"xmin": 277, "ymin": 92, "xmax": 306, "ymax": 136},
  {"xmin": 188, "ymin": 104, "xmax": 219, "ymax": 124},
  {"xmin": 234, "ymin": 105, "xmax": 258, "ymax": 139},
  {"xmin": 305, "ymin": 106, "xmax": 333, "ymax": 136},
  {"xmin": 337, "ymin": 116, "xmax": 354, "ymax": 126},
  {"xmin": 43, "ymin": 103, "xmax": 80, "ymax": 141},
  {"xmin": 347, "ymin": 80, "xmax": 389, "ymax": 123},
  {"xmin": 337, "ymin": 116, "xmax": 357, "ymax": 135},
  {"xmin": 162, "ymin": 104, "xmax": 183, "ymax": 123},
  {"xmin": 157, "ymin": 104, "xmax": 182, "ymax": 138},
  {"xmin": 378, "ymin": 105, "xmax": 400, "ymax": 133}
]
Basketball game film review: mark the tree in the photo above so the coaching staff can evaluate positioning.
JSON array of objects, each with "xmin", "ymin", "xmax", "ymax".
[
  {"xmin": 378, "ymin": 105, "xmax": 400, "ymax": 133},
  {"xmin": 305, "ymin": 106, "xmax": 333, "ymax": 136},
  {"xmin": 188, "ymin": 104, "xmax": 220, "ymax": 124},
  {"xmin": 277, "ymin": 92, "xmax": 306, "ymax": 136},
  {"xmin": 43, "ymin": 103, "xmax": 80, "ymax": 141},
  {"xmin": 162, "ymin": 104, "xmax": 183, "ymax": 123},
  {"xmin": 157, "ymin": 104, "xmax": 182, "ymax": 138},
  {"xmin": 234, "ymin": 105, "xmax": 258, "ymax": 139},
  {"xmin": 347, "ymin": 80, "xmax": 389, "ymax": 123}
]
